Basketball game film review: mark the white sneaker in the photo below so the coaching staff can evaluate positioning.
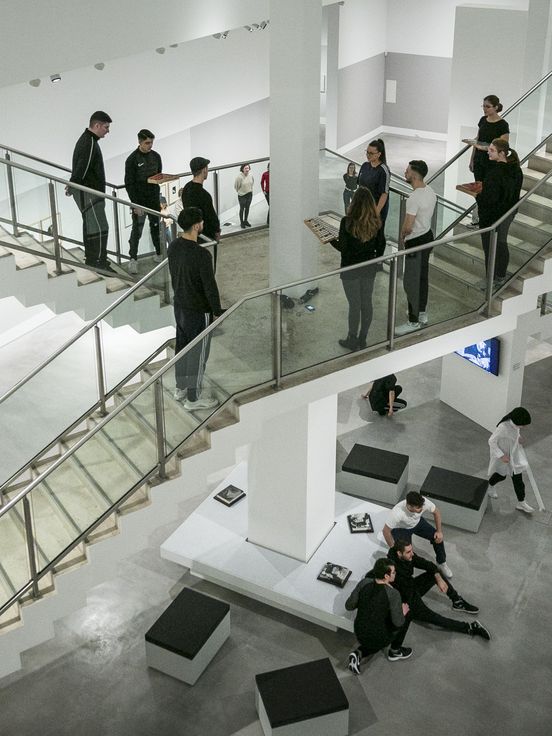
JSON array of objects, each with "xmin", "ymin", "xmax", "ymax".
[
  {"xmin": 183, "ymin": 395, "xmax": 219, "ymax": 411},
  {"xmin": 487, "ymin": 487, "xmax": 498, "ymax": 499},
  {"xmin": 438, "ymin": 562, "xmax": 453, "ymax": 578},
  {"xmin": 173, "ymin": 388, "xmax": 187, "ymax": 401},
  {"xmin": 516, "ymin": 500, "xmax": 534, "ymax": 514},
  {"xmin": 153, "ymin": 253, "xmax": 163, "ymax": 263},
  {"xmin": 395, "ymin": 321, "xmax": 421, "ymax": 336},
  {"xmin": 128, "ymin": 259, "xmax": 138, "ymax": 274},
  {"xmin": 419, "ymin": 311, "xmax": 428, "ymax": 325}
]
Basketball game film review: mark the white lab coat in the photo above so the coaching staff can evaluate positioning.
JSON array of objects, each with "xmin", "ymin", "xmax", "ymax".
[{"xmin": 488, "ymin": 419, "xmax": 528, "ymax": 477}]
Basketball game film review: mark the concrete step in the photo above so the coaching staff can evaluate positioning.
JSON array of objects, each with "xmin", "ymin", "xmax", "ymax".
[{"xmin": 528, "ymin": 150, "xmax": 552, "ymax": 175}]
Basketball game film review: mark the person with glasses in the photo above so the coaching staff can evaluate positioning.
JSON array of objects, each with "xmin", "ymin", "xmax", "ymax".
[
  {"xmin": 357, "ymin": 139, "xmax": 390, "ymax": 258},
  {"xmin": 465, "ymin": 95, "xmax": 509, "ymax": 227}
]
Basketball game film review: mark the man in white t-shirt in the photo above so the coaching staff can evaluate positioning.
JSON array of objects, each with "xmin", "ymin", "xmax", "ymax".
[
  {"xmin": 395, "ymin": 160, "xmax": 437, "ymax": 335},
  {"xmin": 382, "ymin": 491, "xmax": 452, "ymax": 578}
]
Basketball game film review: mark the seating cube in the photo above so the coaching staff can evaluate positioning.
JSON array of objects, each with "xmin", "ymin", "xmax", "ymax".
[
  {"xmin": 419, "ymin": 465, "xmax": 488, "ymax": 532},
  {"xmin": 255, "ymin": 658, "xmax": 349, "ymax": 736},
  {"xmin": 145, "ymin": 587, "xmax": 230, "ymax": 685},
  {"xmin": 337, "ymin": 443, "xmax": 409, "ymax": 504}
]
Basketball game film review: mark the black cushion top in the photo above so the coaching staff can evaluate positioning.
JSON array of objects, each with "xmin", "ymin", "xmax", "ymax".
[
  {"xmin": 342, "ymin": 443, "xmax": 409, "ymax": 483},
  {"xmin": 145, "ymin": 588, "xmax": 229, "ymax": 659},
  {"xmin": 255, "ymin": 658, "xmax": 349, "ymax": 727},
  {"xmin": 419, "ymin": 466, "xmax": 488, "ymax": 510}
]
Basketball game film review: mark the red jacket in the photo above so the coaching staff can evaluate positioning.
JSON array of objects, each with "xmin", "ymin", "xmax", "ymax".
[{"xmin": 261, "ymin": 170, "xmax": 270, "ymax": 194}]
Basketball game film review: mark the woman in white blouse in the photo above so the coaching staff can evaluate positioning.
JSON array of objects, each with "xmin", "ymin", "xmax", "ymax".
[
  {"xmin": 234, "ymin": 163, "xmax": 254, "ymax": 228},
  {"xmin": 487, "ymin": 407, "xmax": 534, "ymax": 513}
]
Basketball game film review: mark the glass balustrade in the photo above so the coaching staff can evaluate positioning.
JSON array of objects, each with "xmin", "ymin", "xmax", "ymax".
[
  {"xmin": 216, "ymin": 160, "xmax": 270, "ymax": 234},
  {"xmin": 0, "ymin": 504, "xmax": 31, "ymax": 607}
]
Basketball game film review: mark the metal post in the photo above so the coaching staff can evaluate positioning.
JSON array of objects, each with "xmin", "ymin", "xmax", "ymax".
[
  {"xmin": 163, "ymin": 260, "xmax": 171, "ymax": 306},
  {"xmin": 271, "ymin": 290, "xmax": 282, "ymax": 389},
  {"xmin": 431, "ymin": 203, "xmax": 438, "ymax": 240},
  {"xmin": 5, "ymin": 152, "xmax": 19, "ymax": 237},
  {"xmin": 23, "ymin": 496, "xmax": 40, "ymax": 599},
  {"xmin": 484, "ymin": 229, "xmax": 498, "ymax": 317},
  {"xmin": 111, "ymin": 189, "xmax": 122, "ymax": 265},
  {"xmin": 213, "ymin": 170, "xmax": 220, "ymax": 215},
  {"xmin": 397, "ymin": 197, "xmax": 406, "ymax": 279},
  {"xmin": 154, "ymin": 379, "xmax": 167, "ymax": 479},
  {"xmin": 48, "ymin": 181, "xmax": 63, "ymax": 275},
  {"xmin": 387, "ymin": 258, "xmax": 399, "ymax": 350},
  {"xmin": 94, "ymin": 325, "xmax": 107, "ymax": 416}
]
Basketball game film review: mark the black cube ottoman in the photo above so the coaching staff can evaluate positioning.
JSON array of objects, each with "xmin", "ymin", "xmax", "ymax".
[
  {"xmin": 337, "ymin": 443, "xmax": 409, "ymax": 504},
  {"xmin": 419, "ymin": 465, "xmax": 488, "ymax": 532}
]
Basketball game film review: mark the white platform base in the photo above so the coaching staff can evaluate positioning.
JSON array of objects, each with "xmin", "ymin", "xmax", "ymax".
[
  {"xmin": 160, "ymin": 463, "xmax": 390, "ymax": 632},
  {"xmin": 255, "ymin": 686, "xmax": 349, "ymax": 736},
  {"xmin": 336, "ymin": 465, "xmax": 407, "ymax": 505},
  {"xmin": 436, "ymin": 496, "xmax": 488, "ymax": 533},
  {"xmin": 145, "ymin": 611, "xmax": 230, "ymax": 685}
]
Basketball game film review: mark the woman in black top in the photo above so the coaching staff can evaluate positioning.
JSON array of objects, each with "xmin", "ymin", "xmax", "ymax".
[
  {"xmin": 468, "ymin": 95, "xmax": 509, "ymax": 226},
  {"xmin": 331, "ymin": 187, "xmax": 380, "ymax": 351},
  {"xmin": 357, "ymin": 139, "xmax": 390, "ymax": 257},
  {"xmin": 476, "ymin": 138, "xmax": 522, "ymax": 284},
  {"xmin": 343, "ymin": 162, "xmax": 358, "ymax": 213}
]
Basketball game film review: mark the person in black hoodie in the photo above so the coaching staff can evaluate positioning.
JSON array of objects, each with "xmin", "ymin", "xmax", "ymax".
[
  {"xmin": 124, "ymin": 129, "xmax": 163, "ymax": 273},
  {"xmin": 68, "ymin": 111, "xmax": 114, "ymax": 271},
  {"xmin": 476, "ymin": 138, "xmax": 523, "ymax": 285},
  {"xmin": 181, "ymin": 157, "xmax": 221, "ymax": 268},
  {"xmin": 331, "ymin": 186, "xmax": 380, "ymax": 351}
]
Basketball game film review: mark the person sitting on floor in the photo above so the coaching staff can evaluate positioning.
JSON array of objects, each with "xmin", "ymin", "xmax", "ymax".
[{"xmin": 362, "ymin": 373, "xmax": 407, "ymax": 416}]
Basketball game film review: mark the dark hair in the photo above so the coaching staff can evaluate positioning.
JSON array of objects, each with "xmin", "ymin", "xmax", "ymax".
[
  {"xmin": 138, "ymin": 128, "xmax": 155, "ymax": 141},
  {"xmin": 89, "ymin": 111, "xmax": 112, "ymax": 126},
  {"xmin": 484, "ymin": 95, "xmax": 503, "ymax": 113},
  {"xmin": 498, "ymin": 407, "xmax": 531, "ymax": 427},
  {"xmin": 368, "ymin": 138, "xmax": 387, "ymax": 164},
  {"xmin": 347, "ymin": 162, "xmax": 356, "ymax": 175},
  {"xmin": 373, "ymin": 558, "xmax": 395, "ymax": 579},
  {"xmin": 240, "ymin": 163, "xmax": 251, "ymax": 173},
  {"xmin": 178, "ymin": 207, "xmax": 203, "ymax": 231},
  {"xmin": 408, "ymin": 159, "xmax": 428, "ymax": 179},
  {"xmin": 406, "ymin": 491, "xmax": 424, "ymax": 508},
  {"xmin": 394, "ymin": 538, "xmax": 412, "ymax": 554},
  {"xmin": 346, "ymin": 186, "xmax": 380, "ymax": 242},
  {"xmin": 491, "ymin": 138, "xmax": 520, "ymax": 166}
]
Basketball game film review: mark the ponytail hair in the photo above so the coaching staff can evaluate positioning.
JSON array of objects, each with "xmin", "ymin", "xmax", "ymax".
[
  {"xmin": 497, "ymin": 407, "xmax": 531, "ymax": 427},
  {"xmin": 484, "ymin": 94, "xmax": 503, "ymax": 113},
  {"xmin": 368, "ymin": 138, "xmax": 387, "ymax": 164},
  {"xmin": 491, "ymin": 138, "xmax": 520, "ymax": 166}
]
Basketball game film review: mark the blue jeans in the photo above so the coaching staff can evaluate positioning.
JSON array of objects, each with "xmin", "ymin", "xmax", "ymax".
[{"xmin": 391, "ymin": 518, "xmax": 446, "ymax": 564}]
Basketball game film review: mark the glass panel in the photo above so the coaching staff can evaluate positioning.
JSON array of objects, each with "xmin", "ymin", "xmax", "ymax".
[
  {"xmin": 217, "ymin": 160, "xmax": 270, "ymax": 234},
  {"xmin": 11, "ymin": 165, "xmax": 51, "ymax": 236},
  {"xmin": 0, "ymin": 503, "xmax": 31, "ymax": 607},
  {"xmin": 0, "ymin": 159, "xmax": 13, "ymax": 225}
]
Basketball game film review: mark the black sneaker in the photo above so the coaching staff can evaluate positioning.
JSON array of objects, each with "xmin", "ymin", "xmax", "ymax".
[
  {"xmin": 338, "ymin": 337, "xmax": 358, "ymax": 351},
  {"xmin": 469, "ymin": 620, "xmax": 491, "ymax": 640},
  {"xmin": 347, "ymin": 651, "xmax": 361, "ymax": 675},
  {"xmin": 98, "ymin": 262, "xmax": 117, "ymax": 275},
  {"xmin": 452, "ymin": 598, "xmax": 479, "ymax": 614},
  {"xmin": 387, "ymin": 646, "xmax": 413, "ymax": 661}
]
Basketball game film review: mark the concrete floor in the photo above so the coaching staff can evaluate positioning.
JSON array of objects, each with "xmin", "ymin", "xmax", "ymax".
[{"xmin": 1, "ymin": 349, "xmax": 551, "ymax": 736}]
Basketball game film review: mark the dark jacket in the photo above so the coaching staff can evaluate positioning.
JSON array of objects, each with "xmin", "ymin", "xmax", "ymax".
[
  {"xmin": 124, "ymin": 148, "xmax": 162, "ymax": 207},
  {"xmin": 331, "ymin": 217, "xmax": 379, "ymax": 280},
  {"xmin": 387, "ymin": 547, "xmax": 438, "ymax": 603},
  {"xmin": 181, "ymin": 181, "xmax": 220, "ymax": 240},
  {"xmin": 167, "ymin": 236, "xmax": 222, "ymax": 315},
  {"xmin": 476, "ymin": 161, "xmax": 523, "ymax": 227},
  {"xmin": 345, "ymin": 578, "xmax": 404, "ymax": 646},
  {"xmin": 70, "ymin": 129, "xmax": 106, "ymax": 193},
  {"xmin": 369, "ymin": 374, "xmax": 397, "ymax": 412}
]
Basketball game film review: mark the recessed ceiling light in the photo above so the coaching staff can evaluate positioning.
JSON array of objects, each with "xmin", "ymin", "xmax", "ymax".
[
  {"xmin": 29, "ymin": 79, "xmax": 41, "ymax": 87},
  {"xmin": 155, "ymin": 47, "xmax": 166, "ymax": 54},
  {"xmin": 94, "ymin": 62, "xmax": 105, "ymax": 71},
  {"xmin": 50, "ymin": 74, "xmax": 61, "ymax": 83}
]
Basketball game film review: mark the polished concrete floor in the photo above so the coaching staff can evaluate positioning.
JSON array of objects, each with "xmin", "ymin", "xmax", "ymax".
[{"xmin": 1, "ymin": 347, "xmax": 551, "ymax": 736}]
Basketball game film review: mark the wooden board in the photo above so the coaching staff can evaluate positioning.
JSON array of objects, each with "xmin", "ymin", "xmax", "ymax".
[
  {"xmin": 147, "ymin": 173, "xmax": 179, "ymax": 184},
  {"xmin": 456, "ymin": 181, "xmax": 482, "ymax": 196},
  {"xmin": 304, "ymin": 217, "xmax": 339, "ymax": 244}
]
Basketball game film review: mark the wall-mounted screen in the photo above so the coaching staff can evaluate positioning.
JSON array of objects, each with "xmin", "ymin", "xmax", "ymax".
[{"xmin": 455, "ymin": 337, "xmax": 500, "ymax": 376}]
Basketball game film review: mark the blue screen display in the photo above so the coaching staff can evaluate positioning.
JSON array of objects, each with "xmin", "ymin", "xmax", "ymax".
[{"xmin": 455, "ymin": 337, "xmax": 500, "ymax": 376}]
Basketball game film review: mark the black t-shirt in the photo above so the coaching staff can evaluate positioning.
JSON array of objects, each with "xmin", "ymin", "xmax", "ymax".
[
  {"xmin": 357, "ymin": 162, "xmax": 390, "ymax": 220},
  {"xmin": 474, "ymin": 117, "xmax": 510, "ymax": 178},
  {"xmin": 167, "ymin": 236, "xmax": 222, "ymax": 314},
  {"xmin": 331, "ymin": 217, "xmax": 379, "ymax": 279},
  {"xmin": 369, "ymin": 374, "xmax": 397, "ymax": 411},
  {"xmin": 476, "ymin": 161, "xmax": 523, "ymax": 227}
]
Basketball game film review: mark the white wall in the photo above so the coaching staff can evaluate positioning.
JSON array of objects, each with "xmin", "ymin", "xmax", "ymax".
[{"xmin": 338, "ymin": 0, "xmax": 387, "ymax": 68}]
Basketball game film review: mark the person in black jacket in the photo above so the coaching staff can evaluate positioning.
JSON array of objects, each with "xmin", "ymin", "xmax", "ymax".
[
  {"xmin": 363, "ymin": 373, "xmax": 407, "ymax": 416},
  {"xmin": 345, "ymin": 557, "xmax": 412, "ymax": 674},
  {"xmin": 124, "ymin": 129, "xmax": 163, "ymax": 273},
  {"xmin": 476, "ymin": 139, "xmax": 523, "ymax": 285},
  {"xmin": 181, "ymin": 157, "xmax": 221, "ymax": 269},
  {"xmin": 383, "ymin": 540, "xmax": 491, "ymax": 641},
  {"xmin": 168, "ymin": 207, "xmax": 224, "ymax": 411},
  {"xmin": 68, "ymin": 111, "xmax": 115, "ymax": 272},
  {"xmin": 331, "ymin": 187, "xmax": 381, "ymax": 352}
]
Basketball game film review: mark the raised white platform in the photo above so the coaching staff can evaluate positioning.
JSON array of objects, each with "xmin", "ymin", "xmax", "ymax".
[{"xmin": 160, "ymin": 463, "xmax": 390, "ymax": 632}]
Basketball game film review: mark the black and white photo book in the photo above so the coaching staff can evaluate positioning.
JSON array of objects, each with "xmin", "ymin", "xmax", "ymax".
[
  {"xmin": 317, "ymin": 562, "xmax": 352, "ymax": 588},
  {"xmin": 214, "ymin": 485, "xmax": 246, "ymax": 507},
  {"xmin": 347, "ymin": 513, "xmax": 373, "ymax": 534}
]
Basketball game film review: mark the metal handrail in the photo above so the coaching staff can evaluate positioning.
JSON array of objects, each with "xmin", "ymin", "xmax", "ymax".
[{"xmin": 427, "ymin": 67, "xmax": 552, "ymax": 185}]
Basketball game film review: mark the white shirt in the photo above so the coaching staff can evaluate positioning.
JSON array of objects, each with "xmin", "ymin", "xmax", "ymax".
[
  {"xmin": 387, "ymin": 498, "xmax": 436, "ymax": 529},
  {"xmin": 405, "ymin": 185, "xmax": 437, "ymax": 240}
]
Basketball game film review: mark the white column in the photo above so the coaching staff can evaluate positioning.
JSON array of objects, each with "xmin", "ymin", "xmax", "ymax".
[
  {"xmin": 247, "ymin": 394, "xmax": 337, "ymax": 562},
  {"xmin": 324, "ymin": 3, "xmax": 340, "ymax": 151},
  {"xmin": 269, "ymin": 0, "xmax": 321, "ymax": 289}
]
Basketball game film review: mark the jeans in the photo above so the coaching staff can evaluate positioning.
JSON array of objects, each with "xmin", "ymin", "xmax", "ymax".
[
  {"xmin": 489, "ymin": 471, "xmax": 525, "ymax": 501},
  {"xmin": 173, "ymin": 303, "xmax": 211, "ymax": 401},
  {"xmin": 404, "ymin": 230, "xmax": 434, "ymax": 322},
  {"xmin": 391, "ymin": 517, "xmax": 446, "ymax": 564},
  {"xmin": 74, "ymin": 192, "xmax": 109, "ymax": 266},
  {"xmin": 238, "ymin": 192, "xmax": 253, "ymax": 225},
  {"xmin": 128, "ymin": 204, "xmax": 161, "ymax": 259},
  {"xmin": 341, "ymin": 266, "xmax": 377, "ymax": 343},
  {"xmin": 343, "ymin": 188, "xmax": 355, "ymax": 213}
]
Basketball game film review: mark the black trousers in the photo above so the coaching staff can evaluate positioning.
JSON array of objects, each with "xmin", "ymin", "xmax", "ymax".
[
  {"xmin": 129, "ymin": 202, "xmax": 161, "ymax": 259},
  {"xmin": 343, "ymin": 189, "xmax": 355, "ymax": 213},
  {"xmin": 173, "ymin": 303, "xmax": 211, "ymax": 401},
  {"xmin": 264, "ymin": 192, "xmax": 270, "ymax": 224},
  {"xmin": 357, "ymin": 618, "xmax": 411, "ymax": 658},
  {"xmin": 480, "ymin": 214, "xmax": 513, "ymax": 279},
  {"xmin": 408, "ymin": 571, "xmax": 468, "ymax": 634},
  {"xmin": 404, "ymin": 230, "xmax": 434, "ymax": 322},
  {"xmin": 489, "ymin": 471, "xmax": 525, "ymax": 501},
  {"xmin": 376, "ymin": 385, "xmax": 406, "ymax": 415},
  {"xmin": 75, "ymin": 192, "xmax": 109, "ymax": 266},
  {"xmin": 375, "ymin": 219, "xmax": 387, "ymax": 258},
  {"xmin": 341, "ymin": 266, "xmax": 377, "ymax": 342},
  {"xmin": 238, "ymin": 192, "xmax": 253, "ymax": 224}
]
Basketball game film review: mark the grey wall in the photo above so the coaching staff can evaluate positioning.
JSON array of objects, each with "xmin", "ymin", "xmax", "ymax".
[
  {"xmin": 337, "ymin": 53, "xmax": 385, "ymax": 148},
  {"xmin": 383, "ymin": 53, "xmax": 452, "ymax": 133}
]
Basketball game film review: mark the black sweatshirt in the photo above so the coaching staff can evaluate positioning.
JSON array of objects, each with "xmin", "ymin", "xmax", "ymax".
[
  {"xmin": 387, "ymin": 547, "xmax": 438, "ymax": 603},
  {"xmin": 476, "ymin": 161, "xmax": 523, "ymax": 227},
  {"xmin": 70, "ymin": 129, "xmax": 106, "ymax": 193},
  {"xmin": 331, "ymin": 217, "xmax": 379, "ymax": 279},
  {"xmin": 345, "ymin": 578, "xmax": 404, "ymax": 645},
  {"xmin": 167, "ymin": 236, "xmax": 222, "ymax": 315},
  {"xmin": 181, "ymin": 181, "xmax": 220, "ymax": 240},
  {"xmin": 124, "ymin": 148, "xmax": 162, "ymax": 206}
]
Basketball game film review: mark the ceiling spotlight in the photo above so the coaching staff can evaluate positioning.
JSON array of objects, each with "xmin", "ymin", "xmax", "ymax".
[
  {"xmin": 251, "ymin": 23, "xmax": 260, "ymax": 30},
  {"xmin": 50, "ymin": 74, "xmax": 61, "ymax": 83},
  {"xmin": 29, "ymin": 79, "xmax": 41, "ymax": 87},
  {"xmin": 155, "ymin": 47, "xmax": 166, "ymax": 54},
  {"xmin": 94, "ymin": 62, "xmax": 105, "ymax": 71},
  {"xmin": 260, "ymin": 20, "xmax": 269, "ymax": 30},
  {"xmin": 213, "ymin": 31, "xmax": 229, "ymax": 40},
  {"xmin": 169, "ymin": 43, "xmax": 178, "ymax": 48}
]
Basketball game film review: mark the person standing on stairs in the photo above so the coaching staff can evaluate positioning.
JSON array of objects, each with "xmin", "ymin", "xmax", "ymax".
[
  {"xmin": 395, "ymin": 160, "xmax": 437, "ymax": 336},
  {"xmin": 124, "ymin": 129, "xmax": 163, "ymax": 274},
  {"xmin": 68, "ymin": 111, "xmax": 116, "ymax": 273},
  {"xmin": 181, "ymin": 157, "xmax": 221, "ymax": 269},
  {"xmin": 168, "ymin": 207, "xmax": 224, "ymax": 411},
  {"xmin": 357, "ymin": 139, "xmax": 390, "ymax": 259},
  {"xmin": 487, "ymin": 407, "xmax": 534, "ymax": 513}
]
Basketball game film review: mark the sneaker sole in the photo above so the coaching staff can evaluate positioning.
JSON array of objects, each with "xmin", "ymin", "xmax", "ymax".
[
  {"xmin": 453, "ymin": 606, "xmax": 479, "ymax": 615},
  {"xmin": 387, "ymin": 653, "xmax": 413, "ymax": 662}
]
